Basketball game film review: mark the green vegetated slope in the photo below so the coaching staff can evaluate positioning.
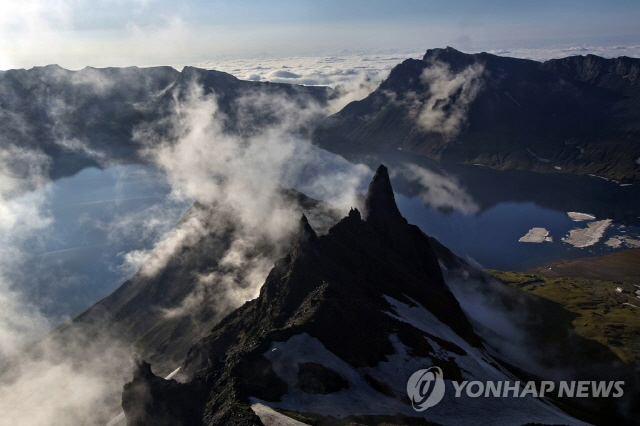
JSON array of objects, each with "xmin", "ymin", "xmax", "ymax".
[
  {"xmin": 534, "ymin": 248, "xmax": 640, "ymax": 286},
  {"xmin": 487, "ymin": 264, "xmax": 640, "ymax": 365}
]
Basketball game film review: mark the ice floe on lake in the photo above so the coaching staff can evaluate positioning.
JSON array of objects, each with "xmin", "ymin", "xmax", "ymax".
[
  {"xmin": 562, "ymin": 219, "xmax": 612, "ymax": 248},
  {"xmin": 567, "ymin": 211, "xmax": 596, "ymax": 221},
  {"xmin": 605, "ymin": 235, "xmax": 640, "ymax": 248},
  {"xmin": 519, "ymin": 227, "xmax": 553, "ymax": 243}
]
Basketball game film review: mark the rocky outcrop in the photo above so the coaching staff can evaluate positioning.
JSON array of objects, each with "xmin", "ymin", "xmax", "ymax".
[
  {"xmin": 119, "ymin": 165, "xmax": 486, "ymax": 425},
  {"xmin": 122, "ymin": 359, "xmax": 206, "ymax": 426},
  {"xmin": 59, "ymin": 187, "xmax": 341, "ymax": 377},
  {"xmin": 313, "ymin": 47, "xmax": 640, "ymax": 181},
  {"xmin": 542, "ymin": 54, "xmax": 640, "ymax": 86},
  {"xmin": 118, "ymin": 165, "xmax": 638, "ymax": 425}
]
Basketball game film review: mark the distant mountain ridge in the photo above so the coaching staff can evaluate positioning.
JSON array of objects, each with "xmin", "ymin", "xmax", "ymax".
[
  {"xmin": 0, "ymin": 65, "xmax": 179, "ymax": 177},
  {"xmin": 3, "ymin": 48, "xmax": 639, "ymax": 182},
  {"xmin": 0, "ymin": 64, "xmax": 331, "ymax": 179},
  {"xmin": 313, "ymin": 47, "xmax": 640, "ymax": 181}
]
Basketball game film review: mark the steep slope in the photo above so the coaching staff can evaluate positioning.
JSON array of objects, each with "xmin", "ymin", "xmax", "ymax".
[
  {"xmin": 534, "ymin": 248, "xmax": 640, "ymax": 286},
  {"xmin": 487, "ymin": 269, "xmax": 640, "ymax": 365},
  {"xmin": 313, "ymin": 47, "xmax": 640, "ymax": 181},
  {"xmin": 0, "ymin": 65, "xmax": 179, "ymax": 177},
  {"xmin": 56, "ymin": 188, "xmax": 341, "ymax": 376},
  {"xmin": 166, "ymin": 67, "xmax": 332, "ymax": 138},
  {"xmin": 0, "ymin": 188, "xmax": 341, "ymax": 426},
  {"xmin": 121, "ymin": 166, "xmax": 587, "ymax": 426},
  {"xmin": 0, "ymin": 65, "xmax": 332, "ymax": 179}
]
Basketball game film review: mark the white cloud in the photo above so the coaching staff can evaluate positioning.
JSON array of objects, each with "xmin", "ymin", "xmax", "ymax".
[
  {"xmin": 126, "ymin": 79, "xmax": 371, "ymax": 319},
  {"xmin": 413, "ymin": 60, "xmax": 485, "ymax": 139},
  {"xmin": 0, "ymin": 135, "xmax": 133, "ymax": 426},
  {"xmin": 397, "ymin": 163, "xmax": 479, "ymax": 215},
  {"xmin": 120, "ymin": 205, "xmax": 209, "ymax": 277},
  {"xmin": 0, "ymin": 0, "xmax": 75, "ymax": 69},
  {"xmin": 486, "ymin": 44, "xmax": 640, "ymax": 62},
  {"xmin": 191, "ymin": 53, "xmax": 422, "ymax": 114},
  {"xmin": 192, "ymin": 53, "xmax": 420, "ymax": 87},
  {"xmin": 0, "ymin": 140, "xmax": 55, "ymax": 366},
  {"xmin": 0, "ymin": 327, "xmax": 131, "ymax": 426}
]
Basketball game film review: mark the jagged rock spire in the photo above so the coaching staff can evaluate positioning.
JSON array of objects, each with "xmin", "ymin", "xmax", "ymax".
[
  {"xmin": 292, "ymin": 214, "xmax": 319, "ymax": 254},
  {"xmin": 132, "ymin": 357, "xmax": 154, "ymax": 381},
  {"xmin": 364, "ymin": 164, "xmax": 403, "ymax": 229},
  {"xmin": 348, "ymin": 207, "xmax": 361, "ymax": 221},
  {"xmin": 122, "ymin": 165, "xmax": 486, "ymax": 425},
  {"xmin": 257, "ymin": 215, "xmax": 336, "ymax": 321}
]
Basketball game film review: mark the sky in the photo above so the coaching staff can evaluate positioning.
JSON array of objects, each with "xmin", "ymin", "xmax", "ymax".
[{"xmin": 1, "ymin": 0, "xmax": 640, "ymax": 71}]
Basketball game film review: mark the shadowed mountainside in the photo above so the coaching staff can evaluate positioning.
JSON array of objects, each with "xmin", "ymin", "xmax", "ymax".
[
  {"xmin": 0, "ymin": 65, "xmax": 332, "ymax": 179},
  {"xmin": 56, "ymin": 188, "xmax": 342, "ymax": 376},
  {"xmin": 120, "ymin": 166, "xmax": 622, "ymax": 426},
  {"xmin": 313, "ymin": 47, "xmax": 640, "ymax": 181}
]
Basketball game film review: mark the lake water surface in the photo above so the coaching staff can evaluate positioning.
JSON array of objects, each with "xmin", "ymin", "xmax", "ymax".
[
  {"xmin": 396, "ymin": 195, "xmax": 636, "ymax": 271},
  {"xmin": 14, "ymin": 161, "xmax": 640, "ymax": 321},
  {"xmin": 15, "ymin": 165, "xmax": 189, "ymax": 320}
]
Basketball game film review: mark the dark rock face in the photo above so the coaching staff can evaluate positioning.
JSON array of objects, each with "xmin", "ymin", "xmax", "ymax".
[
  {"xmin": 363, "ymin": 164, "xmax": 404, "ymax": 228},
  {"xmin": 295, "ymin": 362, "xmax": 349, "ymax": 394},
  {"xmin": 117, "ymin": 165, "xmax": 637, "ymax": 425},
  {"xmin": 122, "ymin": 360, "xmax": 205, "ymax": 426},
  {"xmin": 121, "ymin": 165, "xmax": 480, "ymax": 425},
  {"xmin": 0, "ymin": 65, "xmax": 332, "ymax": 180},
  {"xmin": 313, "ymin": 47, "xmax": 640, "ymax": 181},
  {"xmin": 0, "ymin": 65, "xmax": 179, "ymax": 178},
  {"xmin": 59, "ymin": 188, "xmax": 341, "ymax": 376},
  {"xmin": 542, "ymin": 54, "xmax": 640, "ymax": 86}
]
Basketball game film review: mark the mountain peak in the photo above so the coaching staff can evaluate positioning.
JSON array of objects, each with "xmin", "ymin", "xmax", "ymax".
[
  {"xmin": 122, "ymin": 166, "xmax": 490, "ymax": 425},
  {"xmin": 292, "ymin": 214, "xmax": 319, "ymax": 253},
  {"xmin": 423, "ymin": 46, "xmax": 464, "ymax": 59},
  {"xmin": 422, "ymin": 46, "xmax": 478, "ymax": 70},
  {"xmin": 132, "ymin": 358, "xmax": 154, "ymax": 381},
  {"xmin": 364, "ymin": 164, "xmax": 403, "ymax": 229},
  {"xmin": 348, "ymin": 207, "xmax": 361, "ymax": 221}
]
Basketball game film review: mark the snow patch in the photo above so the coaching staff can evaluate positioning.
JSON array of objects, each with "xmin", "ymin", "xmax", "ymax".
[
  {"xmin": 251, "ymin": 402, "xmax": 308, "ymax": 426},
  {"xmin": 260, "ymin": 328, "xmax": 584, "ymax": 425},
  {"xmin": 263, "ymin": 333, "xmax": 410, "ymax": 418},
  {"xmin": 380, "ymin": 295, "xmax": 586, "ymax": 425},
  {"xmin": 165, "ymin": 367, "xmax": 181, "ymax": 380},
  {"xmin": 605, "ymin": 237, "xmax": 623, "ymax": 248},
  {"xmin": 526, "ymin": 148, "xmax": 550, "ymax": 163},
  {"xmin": 383, "ymin": 295, "xmax": 469, "ymax": 350},
  {"xmin": 624, "ymin": 236, "xmax": 640, "ymax": 248}
]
